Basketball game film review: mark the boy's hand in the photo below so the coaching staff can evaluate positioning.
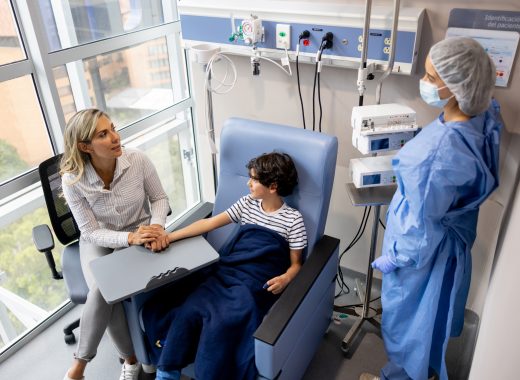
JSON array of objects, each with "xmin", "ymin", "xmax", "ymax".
[{"xmin": 264, "ymin": 274, "xmax": 291, "ymax": 294}]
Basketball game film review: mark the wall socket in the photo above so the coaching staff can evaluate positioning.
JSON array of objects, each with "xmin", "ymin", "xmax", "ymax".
[{"xmin": 276, "ymin": 24, "xmax": 291, "ymax": 49}]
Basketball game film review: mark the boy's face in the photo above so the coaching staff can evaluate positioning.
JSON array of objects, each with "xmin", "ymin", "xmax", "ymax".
[{"xmin": 247, "ymin": 169, "xmax": 276, "ymax": 199}]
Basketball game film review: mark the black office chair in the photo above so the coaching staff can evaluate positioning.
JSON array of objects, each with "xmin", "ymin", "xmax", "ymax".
[{"xmin": 32, "ymin": 154, "xmax": 89, "ymax": 345}]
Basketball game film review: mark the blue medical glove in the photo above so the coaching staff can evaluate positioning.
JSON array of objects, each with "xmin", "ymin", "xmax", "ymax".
[{"xmin": 371, "ymin": 256, "xmax": 397, "ymax": 274}]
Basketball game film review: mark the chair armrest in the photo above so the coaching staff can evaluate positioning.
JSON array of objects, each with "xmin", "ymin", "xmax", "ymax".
[
  {"xmin": 32, "ymin": 224, "xmax": 54, "ymax": 252},
  {"xmin": 254, "ymin": 234, "xmax": 339, "ymax": 344},
  {"xmin": 32, "ymin": 224, "xmax": 63, "ymax": 280}
]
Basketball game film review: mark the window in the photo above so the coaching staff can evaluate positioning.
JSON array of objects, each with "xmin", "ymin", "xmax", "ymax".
[
  {"xmin": 0, "ymin": 2, "xmax": 25, "ymax": 65},
  {"xmin": 0, "ymin": 0, "xmax": 199, "ymax": 355},
  {"xmin": 0, "ymin": 76, "xmax": 53, "ymax": 184}
]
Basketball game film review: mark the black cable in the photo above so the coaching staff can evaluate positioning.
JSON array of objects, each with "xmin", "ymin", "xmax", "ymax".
[
  {"xmin": 318, "ymin": 69, "xmax": 323, "ymax": 133},
  {"xmin": 311, "ymin": 61, "xmax": 318, "ymax": 131},
  {"xmin": 379, "ymin": 218, "xmax": 386, "ymax": 229},
  {"xmin": 335, "ymin": 206, "xmax": 371, "ymax": 297},
  {"xmin": 317, "ymin": 33, "xmax": 333, "ymax": 133},
  {"xmin": 345, "ymin": 206, "xmax": 371, "ymax": 252},
  {"xmin": 296, "ymin": 53, "xmax": 306, "ymax": 129},
  {"xmin": 296, "ymin": 30, "xmax": 310, "ymax": 130},
  {"xmin": 312, "ymin": 40, "xmax": 326, "ymax": 132},
  {"xmin": 334, "ymin": 297, "xmax": 381, "ymax": 310}
]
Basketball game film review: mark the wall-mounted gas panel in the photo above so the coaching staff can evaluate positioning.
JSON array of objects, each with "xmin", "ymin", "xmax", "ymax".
[{"xmin": 177, "ymin": 0, "xmax": 425, "ymax": 75}]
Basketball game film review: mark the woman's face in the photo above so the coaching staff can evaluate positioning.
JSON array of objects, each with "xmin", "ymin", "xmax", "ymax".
[
  {"xmin": 79, "ymin": 115, "xmax": 122, "ymax": 161},
  {"xmin": 422, "ymin": 56, "xmax": 452, "ymax": 100}
]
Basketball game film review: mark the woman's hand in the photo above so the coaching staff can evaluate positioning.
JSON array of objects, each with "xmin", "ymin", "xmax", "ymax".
[
  {"xmin": 264, "ymin": 274, "xmax": 291, "ymax": 295},
  {"xmin": 128, "ymin": 225, "xmax": 164, "ymax": 247},
  {"xmin": 145, "ymin": 224, "xmax": 170, "ymax": 252}
]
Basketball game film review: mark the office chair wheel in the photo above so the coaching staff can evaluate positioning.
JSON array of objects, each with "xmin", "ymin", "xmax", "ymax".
[{"xmin": 64, "ymin": 332, "xmax": 76, "ymax": 345}]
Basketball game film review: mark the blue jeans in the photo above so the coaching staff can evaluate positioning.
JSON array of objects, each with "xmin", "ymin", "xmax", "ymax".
[{"xmin": 155, "ymin": 368, "xmax": 181, "ymax": 380}]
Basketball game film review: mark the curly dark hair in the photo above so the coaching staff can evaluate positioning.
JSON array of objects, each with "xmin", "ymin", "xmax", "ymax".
[{"xmin": 246, "ymin": 152, "xmax": 298, "ymax": 197}]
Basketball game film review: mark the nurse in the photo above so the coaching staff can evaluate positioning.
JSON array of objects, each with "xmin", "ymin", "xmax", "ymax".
[{"xmin": 363, "ymin": 37, "xmax": 502, "ymax": 380}]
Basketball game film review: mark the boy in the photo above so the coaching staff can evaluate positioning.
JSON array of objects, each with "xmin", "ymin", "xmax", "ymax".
[{"xmin": 145, "ymin": 152, "xmax": 307, "ymax": 380}]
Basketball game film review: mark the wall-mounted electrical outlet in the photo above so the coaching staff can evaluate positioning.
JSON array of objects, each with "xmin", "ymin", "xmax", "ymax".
[{"xmin": 276, "ymin": 24, "xmax": 291, "ymax": 49}]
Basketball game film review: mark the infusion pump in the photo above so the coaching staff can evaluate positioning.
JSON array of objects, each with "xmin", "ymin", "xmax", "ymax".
[
  {"xmin": 349, "ymin": 103, "xmax": 420, "ymax": 188},
  {"xmin": 352, "ymin": 130, "xmax": 419, "ymax": 155},
  {"xmin": 351, "ymin": 103, "xmax": 418, "ymax": 136},
  {"xmin": 350, "ymin": 155, "xmax": 395, "ymax": 188}
]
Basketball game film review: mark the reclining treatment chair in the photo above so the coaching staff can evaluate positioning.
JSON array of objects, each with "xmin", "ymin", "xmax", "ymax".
[
  {"xmin": 124, "ymin": 117, "xmax": 340, "ymax": 379},
  {"xmin": 32, "ymin": 154, "xmax": 89, "ymax": 345}
]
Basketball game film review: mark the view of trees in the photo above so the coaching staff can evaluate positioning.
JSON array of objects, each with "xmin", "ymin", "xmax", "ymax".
[
  {"xmin": 0, "ymin": 139, "xmax": 29, "ymax": 183},
  {"xmin": 144, "ymin": 132, "xmax": 188, "ymax": 219},
  {"xmin": 0, "ymin": 141, "xmax": 67, "ymax": 349},
  {"xmin": 0, "ymin": 207, "xmax": 67, "ymax": 312}
]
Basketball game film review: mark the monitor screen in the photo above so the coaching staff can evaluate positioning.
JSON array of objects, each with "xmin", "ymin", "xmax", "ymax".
[
  {"xmin": 363, "ymin": 174, "xmax": 381, "ymax": 186},
  {"xmin": 370, "ymin": 138, "xmax": 389, "ymax": 151}
]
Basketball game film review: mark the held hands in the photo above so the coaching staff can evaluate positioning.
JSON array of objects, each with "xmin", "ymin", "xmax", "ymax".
[
  {"xmin": 264, "ymin": 273, "xmax": 291, "ymax": 295},
  {"xmin": 145, "ymin": 224, "xmax": 170, "ymax": 252},
  {"xmin": 371, "ymin": 256, "xmax": 398, "ymax": 274},
  {"xmin": 128, "ymin": 224, "xmax": 169, "ymax": 252}
]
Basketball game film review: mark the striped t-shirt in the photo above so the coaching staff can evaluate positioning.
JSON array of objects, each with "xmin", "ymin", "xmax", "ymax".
[{"xmin": 226, "ymin": 195, "xmax": 307, "ymax": 250}]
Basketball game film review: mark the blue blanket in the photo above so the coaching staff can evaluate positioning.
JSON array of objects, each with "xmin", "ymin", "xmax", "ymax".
[{"xmin": 143, "ymin": 224, "xmax": 290, "ymax": 380}]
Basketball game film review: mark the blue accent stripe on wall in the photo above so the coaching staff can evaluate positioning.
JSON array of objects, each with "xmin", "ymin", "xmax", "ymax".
[{"xmin": 180, "ymin": 14, "xmax": 415, "ymax": 64}]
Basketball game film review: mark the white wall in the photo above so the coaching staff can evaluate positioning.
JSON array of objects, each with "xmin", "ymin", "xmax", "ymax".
[
  {"xmin": 190, "ymin": 0, "xmax": 520, "ymax": 322},
  {"xmin": 469, "ymin": 170, "xmax": 520, "ymax": 380}
]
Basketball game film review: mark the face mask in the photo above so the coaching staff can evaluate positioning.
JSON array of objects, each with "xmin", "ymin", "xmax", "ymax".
[{"xmin": 419, "ymin": 80, "xmax": 452, "ymax": 108}]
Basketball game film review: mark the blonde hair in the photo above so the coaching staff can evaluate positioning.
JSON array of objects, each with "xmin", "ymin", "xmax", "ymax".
[{"xmin": 60, "ymin": 108, "xmax": 110, "ymax": 183}]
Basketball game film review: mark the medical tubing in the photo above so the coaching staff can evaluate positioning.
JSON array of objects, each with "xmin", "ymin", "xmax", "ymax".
[
  {"xmin": 283, "ymin": 47, "xmax": 292, "ymax": 76},
  {"xmin": 254, "ymin": 54, "xmax": 292, "ymax": 76},
  {"xmin": 375, "ymin": 0, "xmax": 400, "ymax": 104},
  {"xmin": 204, "ymin": 52, "xmax": 237, "ymax": 95}
]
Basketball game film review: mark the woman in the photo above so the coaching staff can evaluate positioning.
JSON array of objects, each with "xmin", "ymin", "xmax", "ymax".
[
  {"xmin": 60, "ymin": 109, "xmax": 170, "ymax": 380},
  {"xmin": 365, "ymin": 37, "xmax": 502, "ymax": 380}
]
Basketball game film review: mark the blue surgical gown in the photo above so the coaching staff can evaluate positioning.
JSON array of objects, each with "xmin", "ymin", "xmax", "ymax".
[{"xmin": 380, "ymin": 100, "xmax": 502, "ymax": 380}]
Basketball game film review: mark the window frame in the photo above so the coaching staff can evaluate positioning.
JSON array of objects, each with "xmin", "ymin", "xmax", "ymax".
[
  {"xmin": 1, "ymin": 0, "xmax": 195, "ymax": 200},
  {"xmin": 0, "ymin": 0, "xmax": 203, "ymax": 358}
]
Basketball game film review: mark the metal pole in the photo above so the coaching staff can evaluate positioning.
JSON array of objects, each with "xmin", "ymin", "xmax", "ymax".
[
  {"xmin": 341, "ymin": 205, "xmax": 381, "ymax": 352},
  {"xmin": 205, "ymin": 68, "xmax": 218, "ymax": 192},
  {"xmin": 362, "ymin": 205, "xmax": 380, "ymax": 318}
]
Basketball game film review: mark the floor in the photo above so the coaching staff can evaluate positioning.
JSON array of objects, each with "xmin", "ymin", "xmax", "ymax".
[{"xmin": 0, "ymin": 269, "xmax": 388, "ymax": 380}]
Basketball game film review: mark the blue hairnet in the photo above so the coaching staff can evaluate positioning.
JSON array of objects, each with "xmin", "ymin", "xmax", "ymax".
[{"xmin": 430, "ymin": 37, "xmax": 496, "ymax": 116}]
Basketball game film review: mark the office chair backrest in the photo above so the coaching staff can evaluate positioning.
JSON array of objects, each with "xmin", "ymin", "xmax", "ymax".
[
  {"xmin": 39, "ymin": 154, "xmax": 80, "ymax": 246},
  {"xmin": 206, "ymin": 118, "xmax": 338, "ymax": 258}
]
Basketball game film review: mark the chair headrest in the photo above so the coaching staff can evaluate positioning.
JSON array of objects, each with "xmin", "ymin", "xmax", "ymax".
[{"xmin": 206, "ymin": 118, "xmax": 338, "ymax": 257}]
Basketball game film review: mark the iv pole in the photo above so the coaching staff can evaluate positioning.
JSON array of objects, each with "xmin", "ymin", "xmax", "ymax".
[
  {"xmin": 340, "ymin": 0, "xmax": 400, "ymax": 354},
  {"xmin": 205, "ymin": 66, "xmax": 219, "ymax": 192}
]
